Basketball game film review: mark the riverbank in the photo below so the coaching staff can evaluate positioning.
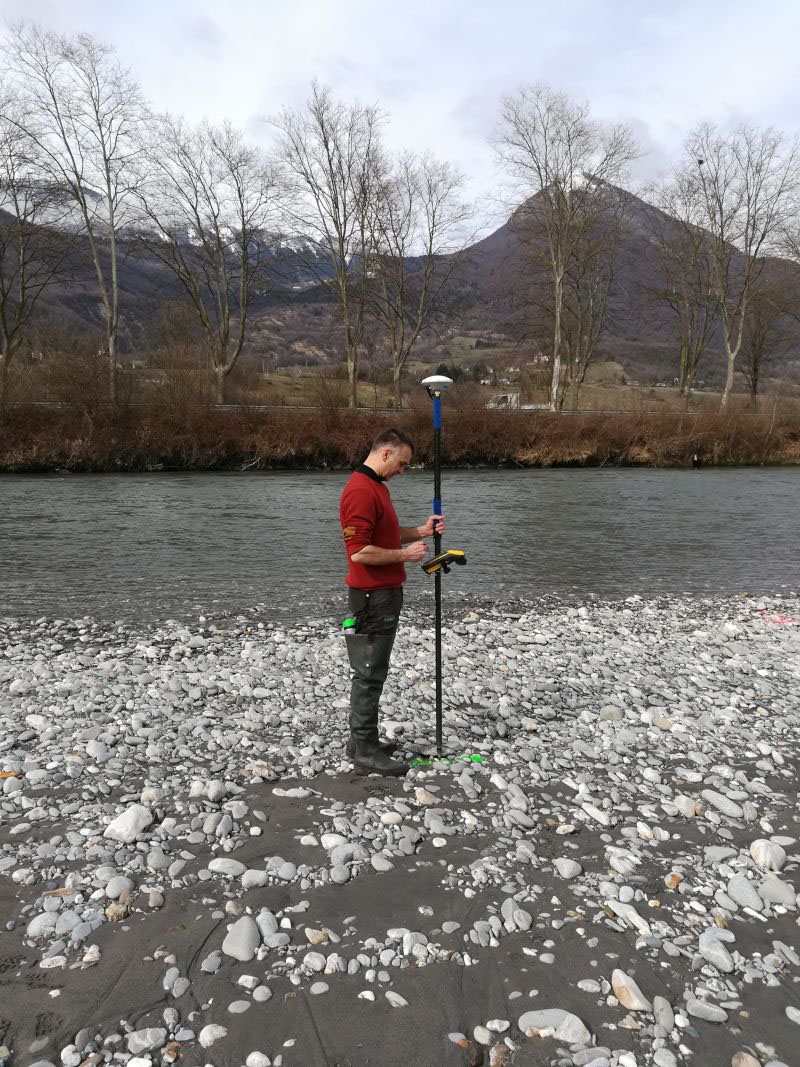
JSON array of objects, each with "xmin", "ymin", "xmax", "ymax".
[
  {"xmin": 3, "ymin": 406, "xmax": 800, "ymax": 471},
  {"xmin": 1, "ymin": 595, "xmax": 799, "ymax": 1067}
]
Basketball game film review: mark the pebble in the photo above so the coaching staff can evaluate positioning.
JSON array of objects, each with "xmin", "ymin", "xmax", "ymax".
[
  {"xmin": 2, "ymin": 595, "xmax": 799, "ymax": 1065},
  {"xmin": 686, "ymin": 999, "xmax": 728, "ymax": 1023},
  {"xmin": 727, "ymin": 874, "xmax": 764, "ymax": 912},
  {"xmin": 103, "ymin": 804, "xmax": 152, "ymax": 844},
  {"xmin": 518, "ymin": 1009, "xmax": 591, "ymax": 1044},
  {"xmin": 698, "ymin": 928, "xmax": 736, "ymax": 973},
  {"xmin": 222, "ymin": 916, "xmax": 261, "ymax": 962},
  {"xmin": 198, "ymin": 1024, "xmax": 228, "ymax": 1048},
  {"xmin": 760, "ymin": 876, "xmax": 797, "ymax": 908},
  {"xmin": 371, "ymin": 855, "xmax": 395, "ymax": 872},
  {"xmin": 126, "ymin": 1029, "xmax": 167, "ymax": 1055},
  {"xmin": 652, "ymin": 996, "xmax": 674, "ymax": 1032},
  {"xmin": 105, "ymin": 875, "xmax": 134, "ymax": 899},
  {"xmin": 701, "ymin": 790, "xmax": 743, "ymax": 819},
  {"xmin": 554, "ymin": 858, "xmax": 582, "ymax": 879},
  {"xmin": 208, "ymin": 858, "xmax": 247, "ymax": 878},
  {"xmin": 750, "ymin": 839, "xmax": 787, "ymax": 870},
  {"xmin": 611, "ymin": 969, "xmax": 651, "ymax": 1012}
]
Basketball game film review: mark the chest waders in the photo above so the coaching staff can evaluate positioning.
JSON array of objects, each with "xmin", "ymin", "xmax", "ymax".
[{"xmin": 345, "ymin": 588, "xmax": 407, "ymax": 776}]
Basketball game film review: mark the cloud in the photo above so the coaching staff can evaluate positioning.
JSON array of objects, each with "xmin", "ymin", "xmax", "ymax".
[
  {"xmin": 2, "ymin": 0, "xmax": 799, "ymax": 221},
  {"xmin": 179, "ymin": 14, "xmax": 225, "ymax": 62}
]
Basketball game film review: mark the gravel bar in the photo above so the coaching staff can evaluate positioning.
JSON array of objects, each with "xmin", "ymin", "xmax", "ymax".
[{"xmin": 1, "ymin": 594, "xmax": 799, "ymax": 1067}]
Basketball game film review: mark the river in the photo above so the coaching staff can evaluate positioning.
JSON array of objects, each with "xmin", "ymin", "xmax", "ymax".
[{"xmin": 2, "ymin": 468, "xmax": 799, "ymax": 623}]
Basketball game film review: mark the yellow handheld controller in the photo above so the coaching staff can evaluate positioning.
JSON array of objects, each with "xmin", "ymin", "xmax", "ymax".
[{"xmin": 421, "ymin": 549, "xmax": 466, "ymax": 575}]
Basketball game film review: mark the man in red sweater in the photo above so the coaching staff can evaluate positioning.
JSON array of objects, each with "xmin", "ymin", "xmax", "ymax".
[{"xmin": 340, "ymin": 427, "xmax": 445, "ymax": 776}]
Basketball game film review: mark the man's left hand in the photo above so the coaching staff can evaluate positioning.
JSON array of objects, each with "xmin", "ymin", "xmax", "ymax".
[{"xmin": 418, "ymin": 514, "xmax": 445, "ymax": 538}]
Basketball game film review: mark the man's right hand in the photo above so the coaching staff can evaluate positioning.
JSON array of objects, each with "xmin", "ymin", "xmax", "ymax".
[{"xmin": 402, "ymin": 540, "xmax": 428, "ymax": 563}]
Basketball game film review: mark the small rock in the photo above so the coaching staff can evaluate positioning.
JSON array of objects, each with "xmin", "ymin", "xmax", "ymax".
[
  {"xmin": 126, "ymin": 1028, "xmax": 167, "ymax": 1055},
  {"xmin": 750, "ymin": 839, "xmax": 786, "ymax": 870},
  {"xmin": 222, "ymin": 916, "xmax": 261, "ymax": 962},
  {"xmin": 208, "ymin": 858, "xmax": 246, "ymax": 878},
  {"xmin": 611, "ymin": 969, "xmax": 651, "ymax": 1012},
  {"xmin": 554, "ymin": 858, "xmax": 582, "ymax": 879},
  {"xmin": 245, "ymin": 1055, "xmax": 271, "ymax": 1067},
  {"xmin": 104, "ymin": 804, "xmax": 153, "ymax": 844},
  {"xmin": 518, "ymin": 1008, "xmax": 591, "ymax": 1044},
  {"xmin": 198, "ymin": 1024, "xmax": 228, "ymax": 1048},
  {"xmin": 687, "ymin": 999, "xmax": 728, "ymax": 1023}
]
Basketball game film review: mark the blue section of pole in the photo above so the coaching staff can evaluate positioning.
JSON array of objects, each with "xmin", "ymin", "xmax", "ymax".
[{"xmin": 432, "ymin": 394, "xmax": 443, "ymax": 755}]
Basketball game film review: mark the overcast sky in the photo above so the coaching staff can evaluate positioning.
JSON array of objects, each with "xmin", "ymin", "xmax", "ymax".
[{"xmin": 3, "ymin": 0, "xmax": 799, "ymax": 231}]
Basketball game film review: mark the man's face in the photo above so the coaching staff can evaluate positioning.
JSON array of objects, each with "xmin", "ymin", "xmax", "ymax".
[{"xmin": 381, "ymin": 445, "xmax": 413, "ymax": 479}]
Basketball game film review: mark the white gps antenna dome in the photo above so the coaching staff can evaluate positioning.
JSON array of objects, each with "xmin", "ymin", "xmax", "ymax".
[{"xmin": 421, "ymin": 374, "xmax": 454, "ymax": 397}]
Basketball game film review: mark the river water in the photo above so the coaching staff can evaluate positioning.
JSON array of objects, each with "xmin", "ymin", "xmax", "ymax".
[{"xmin": 2, "ymin": 468, "xmax": 799, "ymax": 623}]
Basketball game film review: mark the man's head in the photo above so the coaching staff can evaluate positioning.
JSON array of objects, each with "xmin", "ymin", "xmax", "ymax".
[{"xmin": 367, "ymin": 428, "xmax": 415, "ymax": 479}]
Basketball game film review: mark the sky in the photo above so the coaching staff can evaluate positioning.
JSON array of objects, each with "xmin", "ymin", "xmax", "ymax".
[{"xmin": 2, "ymin": 0, "xmax": 799, "ymax": 232}]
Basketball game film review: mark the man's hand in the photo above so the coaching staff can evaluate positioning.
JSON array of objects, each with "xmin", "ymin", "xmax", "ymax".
[
  {"xmin": 402, "ymin": 540, "xmax": 428, "ymax": 563},
  {"xmin": 417, "ymin": 514, "xmax": 445, "ymax": 538}
]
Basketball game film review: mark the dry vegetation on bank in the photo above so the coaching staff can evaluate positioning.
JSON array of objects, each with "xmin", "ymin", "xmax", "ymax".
[{"xmin": 3, "ymin": 403, "xmax": 800, "ymax": 472}]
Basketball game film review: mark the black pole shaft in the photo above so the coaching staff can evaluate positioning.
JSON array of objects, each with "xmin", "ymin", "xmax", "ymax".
[{"xmin": 433, "ymin": 418, "xmax": 442, "ymax": 754}]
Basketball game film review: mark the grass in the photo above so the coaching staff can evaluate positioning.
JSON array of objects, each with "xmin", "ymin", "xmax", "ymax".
[{"xmin": 3, "ymin": 404, "xmax": 800, "ymax": 472}]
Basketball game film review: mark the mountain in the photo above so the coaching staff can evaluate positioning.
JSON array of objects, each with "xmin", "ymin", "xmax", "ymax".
[
  {"xmin": 4, "ymin": 181, "xmax": 800, "ymax": 387},
  {"xmin": 450, "ymin": 183, "xmax": 800, "ymax": 386}
]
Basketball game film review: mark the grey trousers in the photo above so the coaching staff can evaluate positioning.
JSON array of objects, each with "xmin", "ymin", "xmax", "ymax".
[{"xmin": 346, "ymin": 587, "xmax": 403, "ymax": 742}]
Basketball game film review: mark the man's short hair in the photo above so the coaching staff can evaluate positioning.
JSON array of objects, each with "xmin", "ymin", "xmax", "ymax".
[{"xmin": 371, "ymin": 427, "xmax": 415, "ymax": 457}]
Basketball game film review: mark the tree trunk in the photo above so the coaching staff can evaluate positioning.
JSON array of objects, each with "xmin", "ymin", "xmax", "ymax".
[
  {"xmin": 108, "ymin": 331, "xmax": 117, "ymax": 408},
  {"xmin": 678, "ymin": 341, "xmax": 689, "ymax": 395},
  {"xmin": 347, "ymin": 343, "xmax": 358, "ymax": 409},
  {"xmin": 214, "ymin": 366, "xmax": 226, "ymax": 405},
  {"xmin": 0, "ymin": 351, "xmax": 8, "ymax": 422},
  {"xmin": 570, "ymin": 378, "xmax": 580, "ymax": 412},
  {"xmin": 393, "ymin": 362, "xmax": 403, "ymax": 409},
  {"xmin": 549, "ymin": 272, "xmax": 563, "ymax": 412},
  {"xmin": 719, "ymin": 347, "xmax": 735, "ymax": 409}
]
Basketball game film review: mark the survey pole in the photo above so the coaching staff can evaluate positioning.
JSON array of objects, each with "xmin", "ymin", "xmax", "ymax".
[{"xmin": 421, "ymin": 374, "xmax": 453, "ymax": 755}]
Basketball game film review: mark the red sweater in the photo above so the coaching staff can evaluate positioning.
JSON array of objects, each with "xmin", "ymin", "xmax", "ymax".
[{"xmin": 340, "ymin": 465, "xmax": 406, "ymax": 589}]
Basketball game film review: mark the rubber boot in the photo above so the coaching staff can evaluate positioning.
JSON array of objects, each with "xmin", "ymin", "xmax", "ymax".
[
  {"xmin": 346, "ymin": 633, "xmax": 407, "ymax": 777},
  {"xmin": 345, "ymin": 736, "xmax": 398, "ymax": 759},
  {"xmin": 353, "ymin": 738, "xmax": 407, "ymax": 777}
]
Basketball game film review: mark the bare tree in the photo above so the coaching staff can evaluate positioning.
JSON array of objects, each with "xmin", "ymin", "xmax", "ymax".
[
  {"xmin": 2, "ymin": 23, "xmax": 146, "ymax": 405},
  {"xmin": 685, "ymin": 123, "xmax": 800, "ymax": 408},
  {"xmin": 741, "ymin": 268, "xmax": 798, "ymax": 404},
  {"xmin": 366, "ymin": 151, "xmax": 473, "ymax": 406},
  {"xmin": 271, "ymin": 81, "xmax": 383, "ymax": 408},
  {"xmin": 646, "ymin": 173, "xmax": 719, "ymax": 402},
  {"xmin": 493, "ymin": 84, "xmax": 638, "ymax": 410},
  {"xmin": 0, "ymin": 90, "xmax": 76, "ymax": 414},
  {"xmin": 135, "ymin": 115, "xmax": 281, "ymax": 404},
  {"xmin": 783, "ymin": 221, "xmax": 800, "ymax": 265},
  {"xmin": 558, "ymin": 182, "xmax": 627, "ymax": 409}
]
